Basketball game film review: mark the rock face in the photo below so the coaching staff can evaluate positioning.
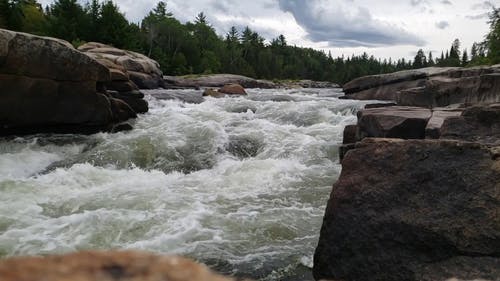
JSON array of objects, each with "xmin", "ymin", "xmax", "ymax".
[
  {"xmin": 0, "ymin": 251, "xmax": 246, "ymax": 281},
  {"xmin": 316, "ymin": 100, "xmax": 500, "ymax": 281},
  {"xmin": 342, "ymin": 66, "xmax": 500, "ymax": 107},
  {"xmin": 0, "ymin": 29, "xmax": 136, "ymax": 135},
  {"xmin": 79, "ymin": 42, "xmax": 163, "ymax": 89},
  {"xmin": 314, "ymin": 138, "xmax": 500, "ymax": 281},
  {"xmin": 78, "ymin": 42, "xmax": 164, "ymax": 113}
]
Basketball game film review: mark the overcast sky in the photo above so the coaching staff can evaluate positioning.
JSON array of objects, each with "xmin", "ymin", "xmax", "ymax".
[{"xmin": 42, "ymin": 0, "xmax": 498, "ymax": 60}]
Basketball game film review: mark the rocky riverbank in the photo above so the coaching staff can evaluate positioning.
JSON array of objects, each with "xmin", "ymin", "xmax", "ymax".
[
  {"xmin": 314, "ymin": 67, "xmax": 500, "ymax": 281},
  {"xmin": 163, "ymin": 74, "xmax": 339, "ymax": 89},
  {"xmin": 0, "ymin": 29, "xmax": 158, "ymax": 136}
]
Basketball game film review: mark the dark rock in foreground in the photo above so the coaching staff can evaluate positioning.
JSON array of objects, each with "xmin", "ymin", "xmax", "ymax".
[
  {"xmin": 314, "ymin": 138, "xmax": 500, "ymax": 281},
  {"xmin": 0, "ymin": 250, "xmax": 246, "ymax": 281},
  {"xmin": 0, "ymin": 29, "xmax": 137, "ymax": 136}
]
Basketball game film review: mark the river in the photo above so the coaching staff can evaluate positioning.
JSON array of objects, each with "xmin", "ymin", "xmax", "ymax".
[{"xmin": 0, "ymin": 88, "xmax": 369, "ymax": 280}]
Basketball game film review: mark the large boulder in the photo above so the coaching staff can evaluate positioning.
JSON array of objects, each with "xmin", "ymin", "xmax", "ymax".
[
  {"xmin": 0, "ymin": 251, "xmax": 246, "ymax": 281},
  {"xmin": 314, "ymin": 138, "xmax": 500, "ymax": 281},
  {"xmin": 0, "ymin": 29, "xmax": 135, "ymax": 135}
]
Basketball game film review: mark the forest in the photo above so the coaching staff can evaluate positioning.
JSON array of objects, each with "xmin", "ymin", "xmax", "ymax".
[{"xmin": 1, "ymin": 0, "xmax": 499, "ymax": 84}]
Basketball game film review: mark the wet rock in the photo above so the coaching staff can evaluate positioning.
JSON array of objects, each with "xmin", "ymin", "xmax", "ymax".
[
  {"xmin": 219, "ymin": 84, "xmax": 247, "ymax": 95},
  {"xmin": 226, "ymin": 136, "xmax": 262, "ymax": 158},
  {"xmin": 203, "ymin": 88, "xmax": 226, "ymax": 98},
  {"xmin": 0, "ymin": 250, "xmax": 246, "ymax": 281},
  {"xmin": 146, "ymin": 90, "xmax": 205, "ymax": 104},
  {"xmin": 314, "ymin": 138, "xmax": 500, "ymax": 281}
]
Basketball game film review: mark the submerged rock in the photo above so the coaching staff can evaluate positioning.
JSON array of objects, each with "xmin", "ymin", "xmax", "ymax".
[
  {"xmin": 314, "ymin": 138, "xmax": 500, "ymax": 281},
  {"xmin": 0, "ymin": 29, "xmax": 136, "ymax": 135},
  {"xmin": 0, "ymin": 250, "xmax": 246, "ymax": 281}
]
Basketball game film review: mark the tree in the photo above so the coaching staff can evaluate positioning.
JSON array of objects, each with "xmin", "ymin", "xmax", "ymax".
[
  {"xmin": 428, "ymin": 51, "xmax": 435, "ymax": 66},
  {"xmin": 96, "ymin": 1, "xmax": 129, "ymax": 47},
  {"xmin": 413, "ymin": 49, "xmax": 426, "ymax": 68},
  {"xmin": 46, "ymin": 0, "xmax": 90, "ymax": 43},
  {"xmin": 461, "ymin": 48, "xmax": 468, "ymax": 65},
  {"xmin": 486, "ymin": 7, "xmax": 500, "ymax": 63}
]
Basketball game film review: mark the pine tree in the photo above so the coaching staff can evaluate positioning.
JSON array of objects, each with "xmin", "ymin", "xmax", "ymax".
[{"xmin": 461, "ymin": 48, "xmax": 468, "ymax": 65}]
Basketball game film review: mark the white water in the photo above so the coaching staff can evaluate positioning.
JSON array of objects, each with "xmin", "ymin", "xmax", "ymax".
[{"xmin": 0, "ymin": 88, "xmax": 369, "ymax": 280}]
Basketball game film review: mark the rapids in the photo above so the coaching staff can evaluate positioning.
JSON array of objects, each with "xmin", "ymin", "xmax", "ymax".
[{"xmin": 0, "ymin": 88, "xmax": 370, "ymax": 280}]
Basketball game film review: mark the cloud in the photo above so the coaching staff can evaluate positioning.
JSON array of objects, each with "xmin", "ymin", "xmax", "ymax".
[
  {"xmin": 435, "ymin": 21, "xmax": 450, "ymax": 29},
  {"xmin": 466, "ymin": 13, "xmax": 490, "ymax": 20},
  {"xmin": 441, "ymin": 0, "xmax": 452, "ymax": 5},
  {"xmin": 278, "ymin": 0, "xmax": 426, "ymax": 47},
  {"xmin": 471, "ymin": 1, "xmax": 494, "ymax": 10}
]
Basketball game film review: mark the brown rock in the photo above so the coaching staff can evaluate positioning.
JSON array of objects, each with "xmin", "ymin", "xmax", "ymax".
[
  {"xmin": 357, "ymin": 106, "xmax": 432, "ymax": 140},
  {"xmin": 425, "ymin": 108, "xmax": 463, "ymax": 139},
  {"xmin": 203, "ymin": 88, "xmax": 225, "ymax": 98},
  {"xmin": 314, "ymin": 138, "xmax": 500, "ymax": 281},
  {"xmin": 440, "ymin": 103, "xmax": 500, "ymax": 145},
  {"xmin": 110, "ymin": 69, "xmax": 129, "ymax": 81},
  {"xmin": 0, "ymin": 29, "xmax": 110, "ymax": 82},
  {"xmin": 0, "ymin": 251, "xmax": 244, "ymax": 281},
  {"xmin": 219, "ymin": 83, "xmax": 247, "ymax": 95}
]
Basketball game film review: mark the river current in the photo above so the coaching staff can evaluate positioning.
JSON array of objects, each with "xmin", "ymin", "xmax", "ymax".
[{"xmin": 0, "ymin": 88, "xmax": 369, "ymax": 280}]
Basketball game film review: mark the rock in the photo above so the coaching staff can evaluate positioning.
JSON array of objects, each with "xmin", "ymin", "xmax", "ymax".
[
  {"xmin": 108, "ymin": 91, "xmax": 148, "ymax": 113},
  {"xmin": 342, "ymin": 66, "xmax": 500, "ymax": 107},
  {"xmin": 425, "ymin": 108, "xmax": 463, "ymax": 139},
  {"xmin": 0, "ymin": 29, "xmax": 109, "ymax": 82},
  {"xmin": 343, "ymin": 67, "xmax": 458, "ymax": 95},
  {"xmin": 440, "ymin": 103, "xmax": 500, "ymax": 145},
  {"xmin": 203, "ymin": 88, "xmax": 225, "ymax": 98},
  {"xmin": 78, "ymin": 42, "xmax": 155, "ymax": 113},
  {"xmin": 0, "ymin": 29, "xmax": 138, "ymax": 135},
  {"xmin": 164, "ymin": 74, "xmax": 277, "ymax": 89},
  {"xmin": 357, "ymin": 106, "xmax": 432, "ymax": 140},
  {"xmin": 110, "ymin": 69, "xmax": 129, "ymax": 81},
  {"xmin": 0, "ymin": 250, "xmax": 246, "ymax": 281},
  {"xmin": 145, "ymin": 89, "xmax": 205, "ymax": 104},
  {"xmin": 314, "ymin": 138, "xmax": 500, "ymax": 281},
  {"xmin": 78, "ymin": 43, "xmax": 163, "ymax": 90},
  {"xmin": 277, "ymin": 80, "xmax": 340, "ymax": 89},
  {"xmin": 219, "ymin": 83, "xmax": 247, "ymax": 95}
]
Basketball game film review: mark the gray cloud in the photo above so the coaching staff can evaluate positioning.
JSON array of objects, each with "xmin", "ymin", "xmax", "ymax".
[
  {"xmin": 279, "ymin": 0, "xmax": 426, "ymax": 47},
  {"xmin": 441, "ymin": 0, "xmax": 452, "ymax": 5},
  {"xmin": 471, "ymin": 1, "xmax": 494, "ymax": 10},
  {"xmin": 435, "ymin": 21, "xmax": 450, "ymax": 29},
  {"xmin": 466, "ymin": 12, "xmax": 490, "ymax": 20}
]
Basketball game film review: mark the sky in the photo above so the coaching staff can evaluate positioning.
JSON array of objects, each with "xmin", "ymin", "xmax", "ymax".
[{"xmin": 41, "ymin": 0, "xmax": 499, "ymax": 60}]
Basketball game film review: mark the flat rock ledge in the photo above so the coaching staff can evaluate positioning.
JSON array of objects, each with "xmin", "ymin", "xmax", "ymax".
[
  {"xmin": 0, "ymin": 251, "xmax": 250, "ymax": 281},
  {"xmin": 341, "ymin": 66, "xmax": 500, "ymax": 107}
]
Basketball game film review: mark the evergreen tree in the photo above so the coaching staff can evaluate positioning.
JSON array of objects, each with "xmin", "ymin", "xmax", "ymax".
[
  {"xmin": 486, "ymin": 7, "xmax": 500, "ymax": 63},
  {"xmin": 461, "ymin": 48, "xmax": 468, "ymax": 65}
]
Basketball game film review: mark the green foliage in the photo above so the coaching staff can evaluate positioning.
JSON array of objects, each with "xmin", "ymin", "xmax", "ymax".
[{"xmin": 1, "ymin": 0, "xmax": 498, "ymax": 84}]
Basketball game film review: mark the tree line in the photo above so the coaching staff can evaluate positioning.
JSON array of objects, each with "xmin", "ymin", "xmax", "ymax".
[{"xmin": 1, "ymin": 0, "xmax": 499, "ymax": 84}]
